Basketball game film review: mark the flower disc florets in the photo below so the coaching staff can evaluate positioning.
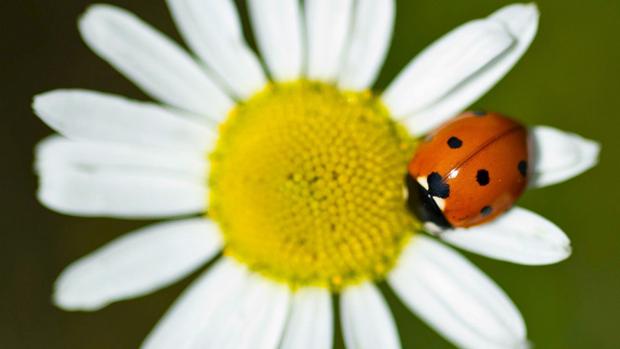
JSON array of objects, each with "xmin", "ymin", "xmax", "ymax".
[{"xmin": 209, "ymin": 81, "xmax": 418, "ymax": 290}]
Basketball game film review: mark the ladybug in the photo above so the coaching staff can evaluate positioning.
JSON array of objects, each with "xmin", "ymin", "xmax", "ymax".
[{"xmin": 406, "ymin": 111, "xmax": 531, "ymax": 231}]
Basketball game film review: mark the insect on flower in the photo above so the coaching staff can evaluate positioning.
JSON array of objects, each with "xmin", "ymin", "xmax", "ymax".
[{"xmin": 407, "ymin": 111, "xmax": 530, "ymax": 231}]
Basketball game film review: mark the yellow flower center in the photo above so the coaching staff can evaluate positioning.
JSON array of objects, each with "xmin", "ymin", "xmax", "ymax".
[{"xmin": 208, "ymin": 81, "xmax": 419, "ymax": 290}]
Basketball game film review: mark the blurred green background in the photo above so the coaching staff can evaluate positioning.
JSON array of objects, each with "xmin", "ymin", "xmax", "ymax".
[{"xmin": 2, "ymin": 0, "xmax": 619, "ymax": 348}]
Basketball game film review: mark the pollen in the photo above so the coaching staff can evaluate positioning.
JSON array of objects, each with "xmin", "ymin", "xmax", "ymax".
[{"xmin": 208, "ymin": 81, "xmax": 419, "ymax": 290}]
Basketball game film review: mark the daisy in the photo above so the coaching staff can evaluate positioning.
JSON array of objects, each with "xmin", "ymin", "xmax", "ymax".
[{"xmin": 34, "ymin": 1, "xmax": 600, "ymax": 348}]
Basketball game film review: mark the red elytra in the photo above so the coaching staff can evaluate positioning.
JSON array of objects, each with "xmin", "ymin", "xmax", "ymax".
[{"xmin": 406, "ymin": 111, "xmax": 531, "ymax": 229}]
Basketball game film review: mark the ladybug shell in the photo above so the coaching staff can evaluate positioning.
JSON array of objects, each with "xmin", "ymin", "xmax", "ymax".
[{"xmin": 407, "ymin": 111, "xmax": 530, "ymax": 229}]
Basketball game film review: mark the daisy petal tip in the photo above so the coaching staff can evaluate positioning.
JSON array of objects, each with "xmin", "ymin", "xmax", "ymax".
[
  {"xmin": 560, "ymin": 243, "xmax": 573, "ymax": 262},
  {"xmin": 441, "ymin": 207, "xmax": 573, "ymax": 266},
  {"xmin": 78, "ymin": 3, "xmax": 117, "ymax": 31},
  {"xmin": 527, "ymin": 2, "xmax": 540, "ymax": 12},
  {"xmin": 80, "ymin": 3, "xmax": 117, "ymax": 19},
  {"xmin": 492, "ymin": 2, "xmax": 540, "ymax": 32},
  {"xmin": 509, "ymin": 338, "xmax": 533, "ymax": 349},
  {"xmin": 530, "ymin": 126, "xmax": 601, "ymax": 188},
  {"xmin": 52, "ymin": 293, "xmax": 107, "ymax": 312},
  {"xmin": 36, "ymin": 186, "xmax": 63, "ymax": 215},
  {"xmin": 489, "ymin": 2, "xmax": 539, "ymax": 55},
  {"xmin": 32, "ymin": 89, "xmax": 79, "ymax": 126},
  {"xmin": 31, "ymin": 92, "xmax": 43, "ymax": 110},
  {"xmin": 52, "ymin": 278, "xmax": 108, "ymax": 312},
  {"xmin": 78, "ymin": 4, "xmax": 116, "ymax": 39},
  {"xmin": 579, "ymin": 137, "xmax": 602, "ymax": 169},
  {"xmin": 512, "ymin": 234, "xmax": 572, "ymax": 266},
  {"xmin": 32, "ymin": 91, "xmax": 54, "ymax": 119},
  {"xmin": 36, "ymin": 179, "xmax": 88, "ymax": 217}
]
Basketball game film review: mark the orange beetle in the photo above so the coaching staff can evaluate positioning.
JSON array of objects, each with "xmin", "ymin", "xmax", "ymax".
[{"xmin": 406, "ymin": 111, "xmax": 531, "ymax": 230}]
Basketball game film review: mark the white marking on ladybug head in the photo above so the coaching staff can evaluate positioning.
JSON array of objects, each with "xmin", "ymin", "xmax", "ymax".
[
  {"xmin": 432, "ymin": 196, "xmax": 446, "ymax": 211},
  {"xmin": 416, "ymin": 176, "xmax": 429, "ymax": 190}
]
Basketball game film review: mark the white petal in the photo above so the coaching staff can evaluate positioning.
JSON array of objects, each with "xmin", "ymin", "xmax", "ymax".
[
  {"xmin": 37, "ymin": 165, "xmax": 206, "ymax": 218},
  {"xmin": 54, "ymin": 218, "xmax": 221, "ymax": 311},
  {"xmin": 166, "ymin": 0, "xmax": 267, "ymax": 98},
  {"xmin": 441, "ymin": 207, "xmax": 571, "ymax": 265},
  {"xmin": 338, "ymin": 0, "xmax": 395, "ymax": 90},
  {"xmin": 36, "ymin": 136, "xmax": 207, "ymax": 182},
  {"xmin": 384, "ymin": 19, "xmax": 513, "ymax": 117},
  {"xmin": 529, "ymin": 126, "xmax": 600, "ymax": 188},
  {"xmin": 79, "ymin": 5, "xmax": 233, "ymax": 120},
  {"xmin": 340, "ymin": 282, "xmax": 400, "ymax": 349},
  {"xmin": 385, "ymin": 3, "xmax": 539, "ymax": 135},
  {"xmin": 280, "ymin": 288, "xmax": 333, "ymax": 349},
  {"xmin": 142, "ymin": 259, "xmax": 246, "ymax": 349},
  {"xmin": 305, "ymin": 0, "xmax": 354, "ymax": 81},
  {"xmin": 389, "ymin": 236, "xmax": 527, "ymax": 349},
  {"xmin": 385, "ymin": 20, "xmax": 513, "ymax": 116},
  {"xmin": 33, "ymin": 90, "xmax": 216, "ymax": 152},
  {"xmin": 214, "ymin": 282, "xmax": 290, "ymax": 349},
  {"xmin": 192, "ymin": 275, "xmax": 290, "ymax": 349},
  {"xmin": 248, "ymin": 0, "xmax": 304, "ymax": 81},
  {"xmin": 143, "ymin": 259, "xmax": 290, "ymax": 349}
]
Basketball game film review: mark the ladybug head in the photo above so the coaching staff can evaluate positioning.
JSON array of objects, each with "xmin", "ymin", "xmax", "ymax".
[{"xmin": 405, "ymin": 174, "xmax": 452, "ymax": 232}]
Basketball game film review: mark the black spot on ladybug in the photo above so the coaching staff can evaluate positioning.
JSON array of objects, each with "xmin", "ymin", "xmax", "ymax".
[
  {"xmin": 518, "ymin": 160, "xmax": 528, "ymax": 177},
  {"xmin": 447, "ymin": 136, "xmax": 463, "ymax": 149},
  {"xmin": 476, "ymin": 169, "xmax": 490, "ymax": 186},
  {"xmin": 427, "ymin": 172, "xmax": 450, "ymax": 198},
  {"xmin": 480, "ymin": 206, "xmax": 492, "ymax": 216},
  {"xmin": 472, "ymin": 110, "xmax": 487, "ymax": 116}
]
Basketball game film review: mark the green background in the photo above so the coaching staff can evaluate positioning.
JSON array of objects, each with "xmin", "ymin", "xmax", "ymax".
[{"xmin": 2, "ymin": 0, "xmax": 619, "ymax": 348}]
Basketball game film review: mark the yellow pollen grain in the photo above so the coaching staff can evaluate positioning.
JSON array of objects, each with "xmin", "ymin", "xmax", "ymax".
[{"xmin": 208, "ymin": 81, "xmax": 419, "ymax": 291}]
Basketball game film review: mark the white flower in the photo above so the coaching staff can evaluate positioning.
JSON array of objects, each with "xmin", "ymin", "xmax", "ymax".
[{"xmin": 33, "ymin": 1, "xmax": 600, "ymax": 349}]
